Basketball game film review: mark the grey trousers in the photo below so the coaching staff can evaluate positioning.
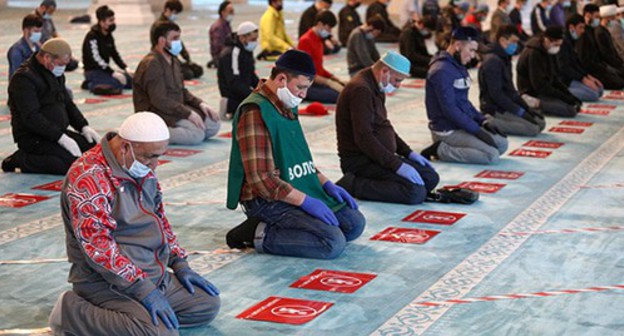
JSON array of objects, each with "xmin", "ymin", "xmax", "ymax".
[
  {"xmin": 490, "ymin": 111, "xmax": 546, "ymax": 137},
  {"xmin": 537, "ymin": 96, "xmax": 578, "ymax": 118},
  {"xmin": 432, "ymin": 129, "xmax": 508, "ymax": 165},
  {"xmin": 57, "ymin": 275, "xmax": 220, "ymax": 336},
  {"xmin": 169, "ymin": 116, "xmax": 221, "ymax": 145}
]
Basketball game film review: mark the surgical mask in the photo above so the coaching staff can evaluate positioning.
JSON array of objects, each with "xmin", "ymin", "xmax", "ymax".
[
  {"xmin": 547, "ymin": 46, "xmax": 561, "ymax": 54},
  {"xmin": 30, "ymin": 31, "xmax": 42, "ymax": 43},
  {"xmin": 168, "ymin": 13, "xmax": 177, "ymax": 21},
  {"xmin": 225, "ymin": 14, "xmax": 234, "ymax": 22},
  {"xmin": 43, "ymin": 13, "xmax": 52, "ymax": 19},
  {"xmin": 52, "ymin": 64, "xmax": 66, "ymax": 77},
  {"xmin": 276, "ymin": 86, "xmax": 302, "ymax": 108},
  {"xmin": 563, "ymin": 1, "xmax": 571, "ymax": 8},
  {"xmin": 570, "ymin": 29, "xmax": 579, "ymax": 40},
  {"xmin": 592, "ymin": 18, "xmax": 600, "ymax": 27},
  {"xmin": 365, "ymin": 32, "xmax": 375, "ymax": 40},
  {"xmin": 318, "ymin": 29, "xmax": 330, "ymax": 39},
  {"xmin": 125, "ymin": 145, "xmax": 151, "ymax": 179},
  {"xmin": 621, "ymin": 18, "xmax": 624, "ymax": 29},
  {"xmin": 607, "ymin": 19, "xmax": 617, "ymax": 28},
  {"xmin": 108, "ymin": 24, "xmax": 116, "ymax": 33},
  {"xmin": 546, "ymin": 5, "xmax": 552, "ymax": 12},
  {"xmin": 504, "ymin": 42, "xmax": 518, "ymax": 55},
  {"xmin": 379, "ymin": 73, "xmax": 396, "ymax": 94},
  {"xmin": 168, "ymin": 40, "xmax": 183, "ymax": 56},
  {"xmin": 419, "ymin": 28, "xmax": 431, "ymax": 37},
  {"xmin": 456, "ymin": 14, "xmax": 465, "ymax": 20},
  {"xmin": 244, "ymin": 40, "xmax": 258, "ymax": 51}
]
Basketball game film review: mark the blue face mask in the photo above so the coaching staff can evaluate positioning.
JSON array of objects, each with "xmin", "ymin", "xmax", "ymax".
[
  {"xmin": 52, "ymin": 64, "xmax": 66, "ymax": 77},
  {"xmin": 30, "ymin": 31, "xmax": 42, "ymax": 43},
  {"xmin": 563, "ymin": 1, "xmax": 571, "ymax": 8},
  {"xmin": 592, "ymin": 18, "xmax": 600, "ymax": 27},
  {"xmin": 43, "ymin": 13, "xmax": 52, "ymax": 19},
  {"xmin": 168, "ymin": 40, "xmax": 183, "ymax": 56},
  {"xmin": 125, "ymin": 145, "xmax": 151, "ymax": 179},
  {"xmin": 318, "ymin": 29, "xmax": 330, "ymax": 39},
  {"xmin": 504, "ymin": 42, "xmax": 518, "ymax": 55},
  {"xmin": 570, "ymin": 29, "xmax": 579, "ymax": 40},
  {"xmin": 168, "ymin": 13, "xmax": 177, "ymax": 21}
]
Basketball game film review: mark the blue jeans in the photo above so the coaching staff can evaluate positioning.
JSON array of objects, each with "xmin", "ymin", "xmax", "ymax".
[
  {"xmin": 242, "ymin": 198, "xmax": 366, "ymax": 259},
  {"xmin": 568, "ymin": 80, "xmax": 603, "ymax": 102},
  {"xmin": 85, "ymin": 69, "xmax": 132, "ymax": 91}
]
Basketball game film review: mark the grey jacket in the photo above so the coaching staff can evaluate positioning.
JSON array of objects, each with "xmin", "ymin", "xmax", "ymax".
[
  {"xmin": 346, "ymin": 27, "xmax": 380, "ymax": 74},
  {"xmin": 61, "ymin": 133, "xmax": 189, "ymax": 301}
]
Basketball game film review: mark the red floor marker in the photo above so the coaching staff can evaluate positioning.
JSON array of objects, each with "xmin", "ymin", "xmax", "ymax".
[
  {"xmin": 0, "ymin": 115, "xmax": 10, "ymax": 122},
  {"xmin": 102, "ymin": 93, "xmax": 132, "ymax": 99},
  {"xmin": 559, "ymin": 120, "xmax": 593, "ymax": 127},
  {"xmin": 76, "ymin": 98, "xmax": 107, "ymax": 104},
  {"xmin": 32, "ymin": 180, "xmax": 64, "ymax": 192},
  {"xmin": 0, "ymin": 193, "xmax": 51, "ymax": 208},
  {"xmin": 402, "ymin": 210, "xmax": 466, "ymax": 225},
  {"xmin": 157, "ymin": 159, "xmax": 171, "ymax": 165},
  {"xmin": 586, "ymin": 103, "xmax": 616, "ymax": 109},
  {"xmin": 604, "ymin": 95, "xmax": 624, "ymax": 100},
  {"xmin": 456, "ymin": 181, "xmax": 506, "ymax": 194},
  {"xmin": 370, "ymin": 227, "xmax": 440, "ymax": 244},
  {"xmin": 523, "ymin": 140, "xmax": 565, "ymax": 149},
  {"xmin": 549, "ymin": 126, "xmax": 585, "ymax": 134},
  {"xmin": 580, "ymin": 109, "xmax": 610, "ymax": 116},
  {"xmin": 237, "ymin": 297, "xmax": 333, "ymax": 325},
  {"xmin": 509, "ymin": 148, "xmax": 552, "ymax": 158},
  {"xmin": 475, "ymin": 170, "xmax": 525, "ymax": 180},
  {"xmin": 608, "ymin": 90, "xmax": 624, "ymax": 96},
  {"xmin": 403, "ymin": 83, "xmax": 425, "ymax": 89},
  {"xmin": 163, "ymin": 148, "xmax": 203, "ymax": 157},
  {"xmin": 289, "ymin": 269, "xmax": 377, "ymax": 293},
  {"xmin": 219, "ymin": 131, "xmax": 232, "ymax": 138},
  {"xmin": 184, "ymin": 80, "xmax": 202, "ymax": 86}
]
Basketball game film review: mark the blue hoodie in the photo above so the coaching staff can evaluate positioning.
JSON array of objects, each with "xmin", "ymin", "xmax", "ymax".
[{"xmin": 425, "ymin": 50, "xmax": 485, "ymax": 135}]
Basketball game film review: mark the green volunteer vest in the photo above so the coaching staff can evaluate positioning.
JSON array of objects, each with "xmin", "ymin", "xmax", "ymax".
[{"xmin": 226, "ymin": 92, "xmax": 344, "ymax": 212}]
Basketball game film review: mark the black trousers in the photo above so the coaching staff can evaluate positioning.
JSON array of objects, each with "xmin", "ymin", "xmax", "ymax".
[
  {"xmin": 13, "ymin": 130, "xmax": 95, "ymax": 175},
  {"xmin": 337, "ymin": 155, "xmax": 440, "ymax": 205}
]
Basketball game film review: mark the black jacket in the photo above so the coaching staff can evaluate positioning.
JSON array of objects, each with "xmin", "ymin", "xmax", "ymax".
[
  {"xmin": 339, "ymin": 4, "xmax": 362, "ymax": 46},
  {"xmin": 399, "ymin": 26, "xmax": 432, "ymax": 69},
  {"xmin": 479, "ymin": 44, "xmax": 528, "ymax": 115},
  {"xmin": 8, "ymin": 53, "xmax": 88, "ymax": 146},
  {"xmin": 82, "ymin": 24, "xmax": 126, "ymax": 73},
  {"xmin": 366, "ymin": 2, "xmax": 400, "ymax": 34},
  {"xmin": 217, "ymin": 35, "xmax": 260, "ymax": 101},
  {"xmin": 299, "ymin": 5, "xmax": 318, "ymax": 38},
  {"xmin": 595, "ymin": 25, "xmax": 623, "ymax": 69},
  {"xmin": 557, "ymin": 32, "xmax": 587, "ymax": 86},
  {"xmin": 516, "ymin": 37, "xmax": 577, "ymax": 105},
  {"xmin": 576, "ymin": 25, "xmax": 608, "ymax": 75}
]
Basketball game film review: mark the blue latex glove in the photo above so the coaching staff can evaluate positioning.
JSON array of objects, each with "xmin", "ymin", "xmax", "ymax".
[
  {"xmin": 141, "ymin": 288, "xmax": 179, "ymax": 330},
  {"xmin": 323, "ymin": 181, "xmax": 358, "ymax": 209},
  {"xmin": 300, "ymin": 196, "xmax": 340, "ymax": 226},
  {"xmin": 408, "ymin": 151, "xmax": 433, "ymax": 169},
  {"xmin": 396, "ymin": 163, "xmax": 424, "ymax": 185},
  {"xmin": 175, "ymin": 267, "xmax": 220, "ymax": 296}
]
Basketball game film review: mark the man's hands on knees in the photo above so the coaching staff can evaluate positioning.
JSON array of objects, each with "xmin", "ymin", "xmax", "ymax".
[
  {"xmin": 408, "ymin": 151, "xmax": 433, "ymax": 169},
  {"xmin": 199, "ymin": 102, "xmax": 219, "ymax": 122},
  {"xmin": 300, "ymin": 196, "xmax": 340, "ymax": 226},
  {"xmin": 58, "ymin": 134, "xmax": 82, "ymax": 157},
  {"xmin": 482, "ymin": 120, "xmax": 507, "ymax": 138},
  {"xmin": 396, "ymin": 163, "xmax": 424, "ymax": 185},
  {"xmin": 188, "ymin": 111, "xmax": 206, "ymax": 130},
  {"xmin": 141, "ymin": 289, "xmax": 179, "ymax": 330},
  {"xmin": 175, "ymin": 267, "xmax": 220, "ymax": 296},
  {"xmin": 323, "ymin": 181, "xmax": 358, "ymax": 209}
]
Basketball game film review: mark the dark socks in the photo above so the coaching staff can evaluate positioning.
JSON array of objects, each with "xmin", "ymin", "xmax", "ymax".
[
  {"xmin": 226, "ymin": 217, "xmax": 261, "ymax": 249},
  {"xmin": 421, "ymin": 141, "xmax": 441, "ymax": 160}
]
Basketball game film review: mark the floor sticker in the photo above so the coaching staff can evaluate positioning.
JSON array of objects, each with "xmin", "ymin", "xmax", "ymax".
[
  {"xmin": 402, "ymin": 210, "xmax": 466, "ymax": 225},
  {"xmin": 586, "ymin": 103, "xmax": 616, "ymax": 109},
  {"xmin": 475, "ymin": 170, "xmax": 525, "ymax": 180},
  {"xmin": 456, "ymin": 181, "xmax": 506, "ymax": 194},
  {"xmin": 237, "ymin": 297, "xmax": 333, "ymax": 325},
  {"xmin": 370, "ymin": 227, "xmax": 440, "ymax": 244},
  {"xmin": 580, "ymin": 109, "xmax": 610, "ymax": 116},
  {"xmin": 289, "ymin": 269, "xmax": 377, "ymax": 293},
  {"xmin": 549, "ymin": 126, "xmax": 585, "ymax": 134},
  {"xmin": 523, "ymin": 140, "xmax": 565, "ymax": 149},
  {"xmin": 559, "ymin": 121, "xmax": 593, "ymax": 127},
  {"xmin": 0, "ymin": 115, "xmax": 11, "ymax": 122},
  {"xmin": 164, "ymin": 148, "xmax": 203, "ymax": 157},
  {"xmin": 32, "ymin": 180, "xmax": 64, "ymax": 192},
  {"xmin": 509, "ymin": 148, "xmax": 552, "ymax": 158},
  {"xmin": 218, "ymin": 131, "xmax": 232, "ymax": 138},
  {"xmin": 0, "ymin": 193, "xmax": 51, "ymax": 208},
  {"xmin": 102, "ymin": 93, "xmax": 133, "ymax": 99}
]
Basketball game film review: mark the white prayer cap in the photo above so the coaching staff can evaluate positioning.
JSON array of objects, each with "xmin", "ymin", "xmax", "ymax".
[
  {"xmin": 600, "ymin": 4, "xmax": 617, "ymax": 17},
  {"xmin": 237, "ymin": 21, "xmax": 258, "ymax": 36},
  {"xmin": 119, "ymin": 112, "xmax": 169, "ymax": 142}
]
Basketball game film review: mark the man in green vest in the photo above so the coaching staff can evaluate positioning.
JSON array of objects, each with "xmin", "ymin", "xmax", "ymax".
[{"xmin": 226, "ymin": 50, "xmax": 365, "ymax": 260}]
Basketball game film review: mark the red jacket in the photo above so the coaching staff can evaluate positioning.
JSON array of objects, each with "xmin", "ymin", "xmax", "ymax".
[{"xmin": 297, "ymin": 28, "xmax": 332, "ymax": 78}]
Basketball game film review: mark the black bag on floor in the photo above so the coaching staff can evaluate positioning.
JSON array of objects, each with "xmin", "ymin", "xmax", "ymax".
[
  {"xmin": 181, "ymin": 61, "xmax": 203, "ymax": 80},
  {"xmin": 426, "ymin": 187, "xmax": 479, "ymax": 204}
]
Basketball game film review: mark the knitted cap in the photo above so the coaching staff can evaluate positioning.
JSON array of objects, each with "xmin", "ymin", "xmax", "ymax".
[
  {"xmin": 41, "ymin": 38, "xmax": 72, "ymax": 57},
  {"xmin": 452, "ymin": 26, "xmax": 480, "ymax": 41},
  {"xmin": 275, "ymin": 50, "xmax": 316, "ymax": 77}
]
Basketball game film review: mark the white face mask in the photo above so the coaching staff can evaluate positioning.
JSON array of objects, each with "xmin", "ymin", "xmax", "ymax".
[
  {"xmin": 277, "ymin": 86, "xmax": 303, "ymax": 108},
  {"xmin": 30, "ymin": 31, "xmax": 42, "ymax": 43},
  {"xmin": 379, "ymin": 73, "xmax": 396, "ymax": 94},
  {"xmin": 43, "ymin": 13, "xmax": 52, "ymax": 19},
  {"xmin": 125, "ymin": 145, "xmax": 151, "ymax": 178},
  {"xmin": 52, "ymin": 64, "xmax": 66, "ymax": 77},
  {"xmin": 168, "ymin": 13, "xmax": 177, "ymax": 21},
  {"xmin": 318, "ymin": 28, "xmax": 330, "ymax": 39},
  {"xmin": 244, "ymin": 40, "xmax": 258, "ymax": 52},
  {"xmin": 225, "ymin": 14, "xmax": 234, "ymax": 22},
  {"xmin": 547, "ymin": 46, "xmax": 561, "ymax": 55}
]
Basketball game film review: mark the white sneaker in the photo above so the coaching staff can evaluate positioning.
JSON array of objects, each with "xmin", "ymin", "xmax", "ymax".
[{"xmin": 48, "ymin": 291, "xmax": 69, "ymax": 335}]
